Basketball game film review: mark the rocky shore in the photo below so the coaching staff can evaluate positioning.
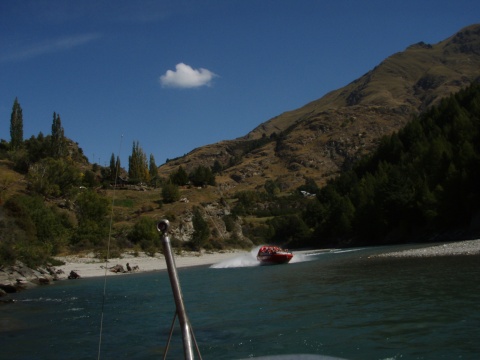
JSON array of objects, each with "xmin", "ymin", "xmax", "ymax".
[{"xmin": 0, "ymin": 261, "xmax": 61, "ymax": 300}]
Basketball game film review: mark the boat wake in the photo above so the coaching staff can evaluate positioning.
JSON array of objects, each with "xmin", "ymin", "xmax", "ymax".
[
  {"xmin": 210, "ymin": 247, "xmax": 260, "ymax": 268},
  {"xmin": 289, "ymin": 252, "xmax": 314, "ymax": 264}
]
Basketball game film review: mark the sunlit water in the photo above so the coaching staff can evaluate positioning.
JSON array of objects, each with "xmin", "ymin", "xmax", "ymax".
[{"xmin": 1, "ymin": 245, "xmax": 479, "ymax": 360}]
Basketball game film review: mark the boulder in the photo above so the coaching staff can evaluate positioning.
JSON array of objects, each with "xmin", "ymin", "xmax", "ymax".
[{"xmin": 109, "ymin": 264, "xmax": 125, "ymax": 273}]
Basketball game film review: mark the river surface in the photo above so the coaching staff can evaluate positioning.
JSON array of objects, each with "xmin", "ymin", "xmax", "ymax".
[{"xmin": 1, "ymin": 245, "xmax": 479, "ymax": 360}]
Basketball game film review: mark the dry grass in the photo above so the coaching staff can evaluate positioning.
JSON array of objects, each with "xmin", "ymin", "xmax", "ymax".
[{"xmin": 0, "ymin": 160, "xmax": 26, "ymax": 203}]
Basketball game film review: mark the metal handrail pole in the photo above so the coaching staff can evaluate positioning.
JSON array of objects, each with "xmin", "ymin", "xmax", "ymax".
[{"xmin": 158, "ymin": 220, "xmax": 195, "ymax": 360}]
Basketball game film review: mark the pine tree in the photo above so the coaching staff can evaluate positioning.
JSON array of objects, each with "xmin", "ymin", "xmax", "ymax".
[
  {"xmin": 170, "ymin": 166, "xmax": 189, "ymax": 186},
  {"xmin": 10, "ymin": 97, "xmax": 24, "ymax": 150},
  {"xmin": 190, "ymin": 165, "xmax": 215, "ymax": 186}
]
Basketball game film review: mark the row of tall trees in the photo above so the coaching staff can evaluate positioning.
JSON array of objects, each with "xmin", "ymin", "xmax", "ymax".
[
  {"xmin": 8, "ymin": 99, "xmax": 159, "ymax": 186},
  {"xmin": 1, "ymin": 98, "xmax": 109, "ymax": 266},
  {"xmin": 125, "ymin": 141, "xmax": 159, "ymax": 185},
  {"xmin": 5, "ymin": 99, "xmax": 79, "ymax": 171}
]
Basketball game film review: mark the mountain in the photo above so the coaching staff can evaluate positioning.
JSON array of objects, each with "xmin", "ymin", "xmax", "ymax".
[{"xmin": 158, "ymin": 24, "xmax": 480, "ymax": 195}]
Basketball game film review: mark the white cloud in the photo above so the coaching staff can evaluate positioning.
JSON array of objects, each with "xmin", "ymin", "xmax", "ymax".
[
  {"xmin": 0, "ymin": 33, "xmax": 101, "ymax": 63},
  {"xmin": 160, "ymin": 63, "xmax": 217, "ymax": 88}
]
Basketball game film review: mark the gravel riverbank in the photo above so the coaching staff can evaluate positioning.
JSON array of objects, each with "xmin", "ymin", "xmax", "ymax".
[{"xmin": 373, "ymin": 239, "xmax": 480, "ymax": 258}]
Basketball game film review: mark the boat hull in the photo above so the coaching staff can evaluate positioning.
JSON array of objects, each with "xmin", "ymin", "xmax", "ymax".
[{"xmin": 257, "ymin": 253, "xmax": 293, "ymax": 265}]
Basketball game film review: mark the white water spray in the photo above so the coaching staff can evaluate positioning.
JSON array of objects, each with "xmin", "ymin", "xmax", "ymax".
[{"xmin": 210, "ymin": 247, "xmax": 261, "ymax": 268}]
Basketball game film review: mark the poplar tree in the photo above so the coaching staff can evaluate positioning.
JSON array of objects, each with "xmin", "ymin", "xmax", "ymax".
[
  {"xmin": 149, "ymin": 154, "xmax": 160, "ymax": 187},
  {"xmin": 10, "ymin": 97, "xmax": 23, "ymax": 150},
  {"xmin": 149, "ymin": 154, "xmax": 157, "ymax": 180},
  {"xmin": 115, "ymin": 156, "xmax": 121, "ymax": 178},
  {"xmin": 51, "ymin": 112, "xmax": 67, "ymax": 158},
  {"xmin": 111, "ymin": 155, "xmax": 121, "ymax": 181},
  {"xmin": 128, "ymin": 141, "xmax": 148, "ymax": 183},
  {"xmin": 109, "ymin": 153, "xmax": 117, "ymax": 180}
]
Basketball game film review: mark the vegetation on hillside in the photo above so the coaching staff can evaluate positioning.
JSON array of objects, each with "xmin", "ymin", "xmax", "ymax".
[
  {"xmin": 248, "ymin": 82, "xmax": 480, "ymax": 248},
  {"xmin": 0, "ymin": 99, "xmax": 222, "ymax": 267}
]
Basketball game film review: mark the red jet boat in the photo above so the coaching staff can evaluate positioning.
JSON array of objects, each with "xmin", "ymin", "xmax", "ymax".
[{"xmin": 257, "ymin": 246, "xmax": 293, "ymax": 265}]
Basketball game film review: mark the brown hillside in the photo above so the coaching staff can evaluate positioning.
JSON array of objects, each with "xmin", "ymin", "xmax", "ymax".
[{"xmin": 158, "ymin": 24, "xmax": 480, "ymax": 196}]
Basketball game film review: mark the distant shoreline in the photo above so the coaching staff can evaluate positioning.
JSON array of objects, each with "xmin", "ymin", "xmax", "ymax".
[
  {"xmin": 53, "ymin": 239, "xmax": 480, "ymax": 280},
  {"xmin": 3, "ymin": 240, "xmax": 479, "ymax": 298}
]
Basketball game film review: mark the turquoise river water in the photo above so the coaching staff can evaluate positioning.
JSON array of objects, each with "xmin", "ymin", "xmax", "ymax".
[{"xmin": 1, "ymin": 245, "xmax": 479, "ymax": 360}]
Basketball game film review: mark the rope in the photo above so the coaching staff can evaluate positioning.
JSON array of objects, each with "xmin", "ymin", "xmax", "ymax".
[{"xmin": 97, "ymin": 134, "xmax": 123, "ymax": 360}]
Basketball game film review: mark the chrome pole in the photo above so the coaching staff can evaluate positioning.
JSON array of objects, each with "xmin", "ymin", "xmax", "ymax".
[{"xmin": 157, "ymin": 220, "xmax": 195, "ymax": 360}]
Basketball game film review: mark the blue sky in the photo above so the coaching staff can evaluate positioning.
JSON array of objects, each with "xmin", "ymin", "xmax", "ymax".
[{"xmin": 1, "ymin": 0, "xmax": 479, "ymax": 168}]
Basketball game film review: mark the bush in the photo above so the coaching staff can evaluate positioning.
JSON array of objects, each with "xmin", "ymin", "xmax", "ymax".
[
  {"xmin": 223, "ymin": 215, "xmax": 236, "ymax": 232},
  {"xmin": 47, "ymin": 257, "xmax": 65, "ymax": 266},
  {"xmin": 191, "ymin": 207, "xmax": 210, "ymax": 250},
  {"xmin": 128, "ymin": 217, "xmax": 160, "ymax": 251},
  {"xmin": 162, "ymin": 182, "xmax": 180, "ymax": 203},
  {"xmin": 17, "ymin": 243, "xmax": 51, "ymax": 268},
  {"xmin": 0, "ymin": 240, "xmax": 16, "ymax": 266}
]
